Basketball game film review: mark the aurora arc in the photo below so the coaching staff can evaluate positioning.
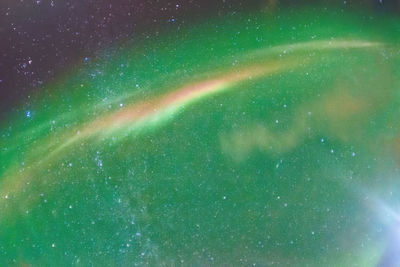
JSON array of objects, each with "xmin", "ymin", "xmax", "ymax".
[{"xmin": 0, "ymin": 39, "xmax": 381, "ymax": 208}]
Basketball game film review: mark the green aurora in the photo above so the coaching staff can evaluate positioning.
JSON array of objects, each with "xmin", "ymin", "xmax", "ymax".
[{"xmin": 1, "ymin": 8, "xmax": 400, "ymax": 266}]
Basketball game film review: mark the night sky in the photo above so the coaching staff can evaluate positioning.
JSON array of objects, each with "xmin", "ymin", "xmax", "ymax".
[
  {"xmin": 0, "ymin": 0, "xmax": 398, "ymax": 118},
  {"xmin": 0, "ymin": 0, "xmax": 260, "ymax": 119},
  {"xmin": 1, "ymin": 0, "xmax": 400, "ymax": 265}
]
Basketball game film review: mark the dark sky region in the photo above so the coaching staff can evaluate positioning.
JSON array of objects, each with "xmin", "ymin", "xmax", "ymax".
[{"xmin": 0, "ymin": 0, "xmax": 398, "ymax": 120}]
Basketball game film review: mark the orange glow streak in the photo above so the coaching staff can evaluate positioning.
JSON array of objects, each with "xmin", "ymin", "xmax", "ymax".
[{"xmin": 78, "ymin": 63, "xmax": 287, "ymax": 139}]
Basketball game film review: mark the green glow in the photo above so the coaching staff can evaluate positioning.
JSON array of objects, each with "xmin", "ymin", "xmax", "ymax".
[{"xmin": 1, "ymin": 8, "xmax": 400, "ymax": 265}]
